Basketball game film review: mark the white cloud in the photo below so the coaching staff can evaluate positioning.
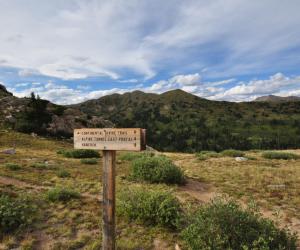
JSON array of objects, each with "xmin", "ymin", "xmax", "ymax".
[
  {"xmin": 209, "ymin": 73, "xmax": 300, "ymax": 101},
  {"xmin": 0, "ymin": 0, "xmax": 299, "ymax": 81},
  {"xmin": 15, "ymin": 83, "xmax": 30, "ymax": 87},
  {"xmin": 6, "ymin": 72, "xmax": 300, "ymax": 104},
  {"xmin": 169, "ymin": 73, "xmax": 200, "ymax": 86}
]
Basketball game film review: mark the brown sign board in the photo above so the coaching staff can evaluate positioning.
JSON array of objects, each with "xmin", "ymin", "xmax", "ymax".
[{"xmin": 74, "ymin": 128, "xmax": 146, "ymax": 151}]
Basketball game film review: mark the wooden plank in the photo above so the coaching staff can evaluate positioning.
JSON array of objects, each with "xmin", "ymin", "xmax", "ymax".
[
  {"xmin": 102, "ymin": 150, "xmax": 116, "ymax": 250},
  {"xmin": 74, "ymin": 128, "xmax": 145, "ymax": 151}
]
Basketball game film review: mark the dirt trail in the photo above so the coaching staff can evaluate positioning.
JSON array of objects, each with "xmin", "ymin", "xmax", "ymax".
[{"xmin": 177, "ymin": 178, "xmax": 217, "ymax": 203}]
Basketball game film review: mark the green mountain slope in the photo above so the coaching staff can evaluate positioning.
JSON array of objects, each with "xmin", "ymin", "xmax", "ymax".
[
  {"xmin": 74, "ymin": 89, "xmax": 300, "ymax": 152},
  {"xmin": 0, "ymin": 85, "xmax": 112, "ymax": 137}
]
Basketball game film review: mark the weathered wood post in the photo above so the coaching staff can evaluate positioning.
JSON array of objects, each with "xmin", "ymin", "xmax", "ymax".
[
  {"xmin": 102, "ymin": 150, "xmax": 116, "ymax": 250},
  {"xmin": 74, "ymin": 128, "xmax": 146, "ymax": 250}
]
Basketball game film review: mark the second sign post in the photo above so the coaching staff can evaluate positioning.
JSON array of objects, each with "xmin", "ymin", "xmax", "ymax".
[{"xmin": 74, "ymin": 128, "xmax": 146, "ymax": 250}]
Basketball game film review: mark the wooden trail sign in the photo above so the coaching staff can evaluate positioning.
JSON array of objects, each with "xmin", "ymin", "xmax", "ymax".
[
  {"xmin": 74, "ymin": 128, "xmax": 146, "ymax": 250},
  {"xmin": 74, "ymin": 128, "xmax": 146, "ymax": 151}
]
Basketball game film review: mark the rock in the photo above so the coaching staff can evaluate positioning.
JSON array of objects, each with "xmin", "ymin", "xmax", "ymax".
[
  {"xmin": 175, "ymin": 244, "xmax": 181, "ymax": 250},
  {"xmin": 31, "ymin": 132, "xmax": 38, "ymax": 138},
  {"xmin": 1, "ymin": 148, "xmax": 16, "ymax": 155},
  {"xmin": 235, "ymin": 157, "xmax": 248, "ymax": 162}
]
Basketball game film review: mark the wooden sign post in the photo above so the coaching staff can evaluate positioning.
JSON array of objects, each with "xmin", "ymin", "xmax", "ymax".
[{"xmin": 74, "ymin": 128, "xmax": 146, "ymax": 250}]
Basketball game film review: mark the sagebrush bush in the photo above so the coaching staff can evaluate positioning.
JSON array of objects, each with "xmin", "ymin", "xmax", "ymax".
[
  {"xmin": 130, "ymin": 155, "xmax": 185, "ymax": 185},
  {"xmin": 196, "ymin": 151, "xmax": 220, "ymax": 160},
  {"xmin": 181, "ymin": 198, "xmax": 297, "ymax": 250},
  {"xmin": 61, "ymin": 149, "xmax": 100, "ymax": 159},
  {"xmin": 56, "ymin": 169, "xmax": 71, "ymax": 178},
  {"xmin": 221, "ymin": 149, "xmax": 245, "ymax": 157},
  {"xmin": 262, "ymin": 151, "xmax": 299, "ymax": 160},
  {"xmin": 0, "ymin": 195, "xmax": 36, "ymax": 234},
  {"xmin": 5, "ymin": 163, "xmax": 21, "ymax": 170},
  {"xmin": 46, "ymin": 187, "xmax": 80, "ymax": 202},
  {"xmin": 118, "ymin": 187, "xmax": 182, "ymax": 229},
  {"xmin": 119, "ymin": 151, "xmax": 155, "ymax": 161},
  {"xmin": 80, "ymin": 158, "xmax": 98, "ymax": 165}
]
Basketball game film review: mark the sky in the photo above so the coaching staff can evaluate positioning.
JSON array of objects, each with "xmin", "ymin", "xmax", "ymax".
[{"xmin": 0, "ymin": 0, "xmax": 300, "ymax": 104}]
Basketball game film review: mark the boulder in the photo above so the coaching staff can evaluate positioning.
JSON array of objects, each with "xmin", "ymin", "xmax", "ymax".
[{"xmin": 235, "ymin": 157, "xmax": 248, "ymax": 162}]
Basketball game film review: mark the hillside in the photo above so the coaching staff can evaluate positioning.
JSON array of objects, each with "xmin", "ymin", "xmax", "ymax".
[
  {"xmin": 73, "ymin": 89, "xmax": 300, "ymax": 152},
  {"xmin": 0, "ymin": 131, "xmax": 299, "ymax": 249},
  {"xmin": 254, "ymin": 95, "xmax": 300, "ymax": 102},
  {"xmin": 0, "ymin": 85, "xmax": 112, "ymax": 137},
  {"xmin": 2, "ymin": 85, "xmax": 300, "ymax": 152}
]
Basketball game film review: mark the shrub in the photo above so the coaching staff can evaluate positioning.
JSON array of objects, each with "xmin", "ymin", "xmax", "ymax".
[
  {"xmin": 181, "ymin": 198, "xmax": 297, "ymax": 250},
  {"xmin": 80, "ymin": 158, "xmax": 98, "ymax": 165},
  {"xmin": 262, "ymin": 151, "xmax": 299, "ymax": 160},
  {"xmin": 119, "ymin": 151, "xmax": 155, "ymax": 161},
  {"xmin": 61, "ymin": 149, "xmax": 100, "ymax": 159},
  {"xmin": 221, "ymin": 149, "xmax": 245, "ymax": 157},
  {"xmin": 46, "ymin": 187, "xmax": 80, "ymax": 202},
  {"xmin": 0, "ymin": 195, "xmax": 36, "ymax": 234},
  {"xmin": 130, "ymin": 155, "xmax": 185, "ymax": 185},
  {"xmin": 30, "ymin": 162, "xmax": 48, "ymax": 169},
  {"xmin": 118, "ymin": 187, "xmax": 182, "ymax": 229},
  {"xmin": 196, "ymin": 151, "xmax": 220, "ymax": 160},
  {"xmin": 56, "ymin": 169, "xmax": 71, "ymax": 178},
  {"xmin": 5, "ymin": 163, "xmax": 21, "ymax": 170}
]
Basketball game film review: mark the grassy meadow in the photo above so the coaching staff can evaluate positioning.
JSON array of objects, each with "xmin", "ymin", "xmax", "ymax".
[{"xmin": 0, "ymin": 131, "xmax": 299, "ymax": 249}]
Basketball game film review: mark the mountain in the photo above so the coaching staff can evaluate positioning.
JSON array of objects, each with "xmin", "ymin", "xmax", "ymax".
[
  {"xmin": 2, "ymin": 86, "xmax": 300, "ymax": 152},
  {"xmin": 254, "ymin": 95, "xmax": 300, "ymax": 102},
  {"xmin": 0, "ymin": 84, "xmax": 13, "ymax": 97},
  {"xmin": 0, "ymin": 86, "xmax": 112, "ymax": 137},
  {"xmin": 73, "ymin": 89, "xmax": 300, "ymax": 152}
]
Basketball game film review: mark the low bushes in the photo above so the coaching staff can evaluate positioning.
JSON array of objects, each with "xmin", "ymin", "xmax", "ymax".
[
  {"xmin": 30, "ymin": 162, "xmax": 48, "ymax": 169},
  {"xmin": 5, "ymin": 163, "xmax": 21, "ymax": 170},
  {"xmin": 196, "ymin": 151, "xmax": 220, "ymax": 160},
  {"xmin": 80, "ymin": 158, "xmax": 98, "ymax": 165},
  {"xmin": 119, "ymin": 151, "xmax": 155, "ymax": 161},
  {"xmin": 262, "ymin": 151, "xmax": 299, "ymax": 160},
  {"xmin": 118, "ymin": 187, "xmax": 182, "ymax": 229},
  {"xmin": 56, "ymin": 169, "xmax": 71, "ymax": 178},
  {"xmin": 0, "ymin": 195, "xmax": 36, "ymax": 234},
  {"xmin": 181, "ymin": 198, "xmax": 297, "ymax": 250},
  {"xmin": 129, "ymin": 155, "xmax": 185, "ymax": 185},
  {"xmin": 221, "ymin": 149, "xmax": 245, "ymax": 157},
  {"xmin": 60, "ymin": 149, "xmax": 100, "ymax": 159},
  {"xmin": 46, "ymin": 187, "xmax": 80, "ymax": 202}
]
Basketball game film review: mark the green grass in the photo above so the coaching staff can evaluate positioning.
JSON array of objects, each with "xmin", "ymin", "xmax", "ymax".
[
  {"xmin": 30, "ymin": 162, "xmax": 48, "ymax": 169},
  {"xmin": 119, "ymin": 151, "xmax": 155, "ymax": 161},
  {"xmin": 5, "ymin": 163, "xmax": 21, "ymax": 170},
  {"xmin": 46, "ymin": 187, "xmax": 80, "ymax": 202},
  {"xmin": 221, "ymin": 149, "xmax": 245, "ymax": 157},
  {"xmin": 61, "ymin": 149, "xmax": 100, "ymax": 159},
  {"xmin": 262, "ymin": 151, "xmax": 300, "ymax": 160},
  {"xmin": 80, "ymin": 158, "xmax": 98, "ymax": 165},
  {"xmin": 196, "ymin": 151, "xmax": 220, "ymax": 160},
  {"xmin": 56, "ymin": 169, "xmax": 71, "ymax": 178}
]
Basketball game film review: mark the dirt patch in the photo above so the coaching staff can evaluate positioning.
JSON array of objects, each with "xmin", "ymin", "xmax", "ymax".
[
  {"xmin": 0, "ymin": 176, "xmax": 44, "ymax": 191},
  {"xmin": 178, "ymin": 178, "xmax": 217, "ymax": 203}
]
